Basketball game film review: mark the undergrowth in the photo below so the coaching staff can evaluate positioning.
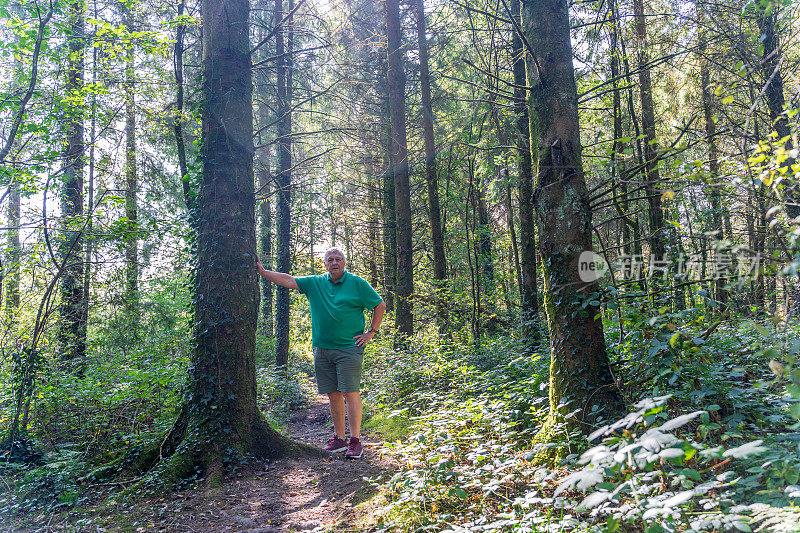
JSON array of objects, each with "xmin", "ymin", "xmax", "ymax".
[
  {"xmin": 0, "ymin": 280, "xmax": 315, "ymax": 523},
  {"xmin": 364, "ymin": 313, "xmax": 800, "ymax": 532}
]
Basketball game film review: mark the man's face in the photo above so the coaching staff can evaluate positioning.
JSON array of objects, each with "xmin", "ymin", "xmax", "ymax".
[{"xmin": 325, "ymin": 253, "xmax": 345, "ymax": 277}]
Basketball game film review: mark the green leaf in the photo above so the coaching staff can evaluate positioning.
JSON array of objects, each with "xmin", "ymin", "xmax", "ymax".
[
  {"xmin": 786, "ymin": 384, "xmax": 800, "ymax": 399},
  {"xmin": 448, "ymin": 487, "xmax": 468, "ymax": 499},
  {"xmin": 669, "ymin": 332, "xmax": 681, "ymax": 348},
  {"xmin": 721, "ymin": 95, "xmax": 734, "ymax": 105},
  {"xmin": 722, "ymin": 440, "xmax": 767, "ymax": 459}
]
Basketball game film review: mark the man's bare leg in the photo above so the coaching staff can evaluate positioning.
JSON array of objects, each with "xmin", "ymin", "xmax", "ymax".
[
  {"xmin": 343, "ymin": 391, "xmax": 362, "ymax": 439},
  {"xmin": 327, "ymin": 391, "xmax": 346, "ymax": 439}
]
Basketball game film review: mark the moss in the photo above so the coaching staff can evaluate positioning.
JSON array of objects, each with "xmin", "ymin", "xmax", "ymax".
[{"xmin": 529, "ymin": 413, "xmax": 570, "ymax": 465}]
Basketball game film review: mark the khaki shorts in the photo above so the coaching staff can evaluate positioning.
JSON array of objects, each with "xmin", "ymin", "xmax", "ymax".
[{"xmin": 313, "ymin": 346, "xmax": 365, "ymax": 394}]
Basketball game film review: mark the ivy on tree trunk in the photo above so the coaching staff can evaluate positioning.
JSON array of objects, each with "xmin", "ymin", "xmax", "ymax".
[{"xmin": 522, "ymin": 0, "xmax": 624, "ymax": 450}]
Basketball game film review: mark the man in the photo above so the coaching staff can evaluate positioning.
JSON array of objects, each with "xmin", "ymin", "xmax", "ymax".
[{"xmin": 256, "ymin": 248, "xmax": 386, "ymax": 459}]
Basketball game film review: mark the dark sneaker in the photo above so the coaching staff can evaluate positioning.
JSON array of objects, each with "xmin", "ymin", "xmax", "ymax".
[
  {"xmin": 345, "ymin": 437, "xmax": 363, "ymax": 459},
  {"xmin": 324, "ymin": 435, "xmax": 347, "ymax": 453}
]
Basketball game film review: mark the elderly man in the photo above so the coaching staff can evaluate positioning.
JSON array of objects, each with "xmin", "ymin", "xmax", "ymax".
[{"xmin": 256, "ymin": 248, "xmax": 386, "ymax": 459}]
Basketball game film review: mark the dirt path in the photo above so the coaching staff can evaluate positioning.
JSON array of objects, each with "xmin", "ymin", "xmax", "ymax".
[{"xmin": 109, "ymin": 397, "xmax": 397, "ymax": 533}]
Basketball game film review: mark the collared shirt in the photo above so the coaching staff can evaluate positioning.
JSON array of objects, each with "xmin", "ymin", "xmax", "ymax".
[{"xmin": 296, "ymin": 270, "xmax": 383, "ymax": 348}]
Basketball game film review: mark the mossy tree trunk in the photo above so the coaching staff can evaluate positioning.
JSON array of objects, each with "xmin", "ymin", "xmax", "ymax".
[
  {"xmin": 522, "ymin": 0, "xmax": 624, "ymax": 445},
  {"xmin": 123, "ymin": 1, "xmax": 139, "ymax": 327},
  {"xmin": 5, "ymin": 180, "xmax": 20, "ymax": 325},
  {"xmin": 127, "ymin": 0, "xmax": 305, "ymax": 495},
  {"xmin": 511, "ymin": 0, "xmax": 539, "ymax": 344},
  {"xmin": 59, "ymin": 0, "xmax": 88, "ymax": 371},
  {"xmin": 386, "ymin": 0, "xmax": 413, "ymax": 342}
]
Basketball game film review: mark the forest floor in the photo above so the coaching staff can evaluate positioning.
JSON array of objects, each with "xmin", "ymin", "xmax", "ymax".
[{"xmin": 4, "ymin": 396, "xmax": 398, "ymax": 533}]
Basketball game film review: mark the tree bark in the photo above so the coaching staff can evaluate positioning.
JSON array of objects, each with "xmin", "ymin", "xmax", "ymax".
[
  {"xmin": 5, "ymin": 180, "xmax": 20, "ymax": 325},
  {"xmin": 414, "ymin": 0, "xmax": 448, "ymax": 335},
  {"xmin": 123, "ymin": 2, "xmax": 138, "ymax": 325},
  {"xmin": 59, "ymin": 0, "xmax": 88, "ymax": 370},
  {"xmin": 522, "ymin": 0, "xmax": 624, "ymax": 444},
  {"xmin": 275, "ymin": 0, "xmax": 293, "ymax": 368},
  {"xmin": 385, "ymin": 0, "xmax": 413, "ymax": 342},
  {"xmin": 130, "ymin": 0, "xmax": 304, "ymax": 492},
  {"xmin": 511, "ymin": 0, "xmax": 538, "ymax": 341}
]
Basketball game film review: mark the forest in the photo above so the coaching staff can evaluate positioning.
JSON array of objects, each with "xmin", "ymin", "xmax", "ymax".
[{"xmin": 1, "ymin": 0, "xmax": 799, "ymax": 531}]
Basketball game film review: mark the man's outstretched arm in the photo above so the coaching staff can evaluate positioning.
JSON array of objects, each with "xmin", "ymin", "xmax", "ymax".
[{"xmin": 256, "ymin": 257, "xmax": 299, "ymax": 290}]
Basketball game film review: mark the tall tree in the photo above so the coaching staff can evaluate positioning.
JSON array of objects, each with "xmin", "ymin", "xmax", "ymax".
[
  {"xmin": 142, "ymin": 0, "xmax": 301, "ymax": 490},
  {"xmin": 259, "ymin": 151, "xmax": 274, "ymax": 337},
  {"xmin": 59, "ymin": 0, "xmax": 88, "ymax": 369},
  {"xmin": 608, "ymin": 0, "xmax": 635, "ymax": 260},
  {"xmin": 697, "ymin": 1, "xmax": 727, "ymax": 305},
  {"xmin": 385, "ymin": 0, "xmax": 413, "ymax": 341},
  {"xmin": 5, "ymin": 180, "xmax": 20, "ymax": 325},
  {"xmin": 522, "ymin": 0, "xmax": 624, "ymax": 444},
  {"xmin": 414, "ymin": 0, "xmax": 448, "ymax": 334},
  {"xmin": 256, "ymin": 8, "xmax": 274, "ymax": 338},
  {"xmin": 275, "ymin": 0, "xmax": 294, "ymax": 368},
  {"xmin": 632, "ymin": 0, "xmax": 666, "ymax": 272},
  {"xmin": 123, "ymin": 1, "xmax": 138, "ymax": 324},
  {"xmin": 755, "ymin": 2, "xmax": 795, "ymax": 218},
  {"xmin": 173, "ymin": 0, "xmax": 191, "ymax": 206},
  {"xmin": 511, "ymin": 0, "xmax": 538, "ymax": 341}
]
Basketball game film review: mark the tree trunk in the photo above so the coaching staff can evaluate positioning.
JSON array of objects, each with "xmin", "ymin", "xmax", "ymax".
[
  {"xmin": 632, "ymin": 0, "xmax": 666, "ymax": 274},
  {"xmin": 5, "ymin": 181, "xmax": 20, "ymax": 325},
  {"xmin": 382, "ymin": 166, "xmax": 396, "ymax": 312},
  {"xmin": 368, "ymin": 178, "xmax": 380, "ymax": 289},
  {"xmin": 697, "ymin": 1, "xmax": 727, "ymax": 306},
  {"xmin": 609, "ymin": 0, "xmax": 635, "ymax": 258},
  {"xmin": 414, "ymin": 0, "xmax": 448, "ymax": 335},
  {"xmin": 259, "ymin": 151, "xmax": 273, "ymax": 337},
  {"xmin": 174, "ymin": 0, "xmax": 191, "ymax": 207},
  {"xmin": 477, "ymin": 178, "xmax": 496, "ymax": 312},
  {"xmin": 511, "ymin": 0, "xmax": 539, "ymax": 341},
  {"xmin": 124, "ymin": 3, "xmax": 138, "ymax": 326},
  {"xmin": 59, "ymin": 0, "xmax": 87, "ymax": 371},
  {"xmin": 256, "ymin": 14, "xmax": 273, "ymax": 338},
  {"xmin": 386, "ymin": 0, "xmax": 413, "ymax": 342},
  {"xmin": 756, "ymin": 6, "xmax": 791, "ymax": 145},
  {"xmin": 522, "ymin": 0, "xmax": 624, "ymax": 445},
  {"xmin": 505, "ymin": 172, "xmax": 522, "ymax": 316},
  {"xmin": 129, "ymin": 0, "xmax": 305, "ymax": 493},
  {"xmin": 275, "ymin": 0, "xmax": 293, "ymax": 369}
]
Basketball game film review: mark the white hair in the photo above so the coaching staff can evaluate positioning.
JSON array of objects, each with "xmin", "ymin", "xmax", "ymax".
[{"xmin": 324, "ymin": 248, "xmax": 346, "ymax": 262}]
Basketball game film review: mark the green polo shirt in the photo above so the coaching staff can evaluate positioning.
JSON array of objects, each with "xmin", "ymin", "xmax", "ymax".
[{"xmin": 295, "ymin": 270, "xmax": 383, "ymax": 349}]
